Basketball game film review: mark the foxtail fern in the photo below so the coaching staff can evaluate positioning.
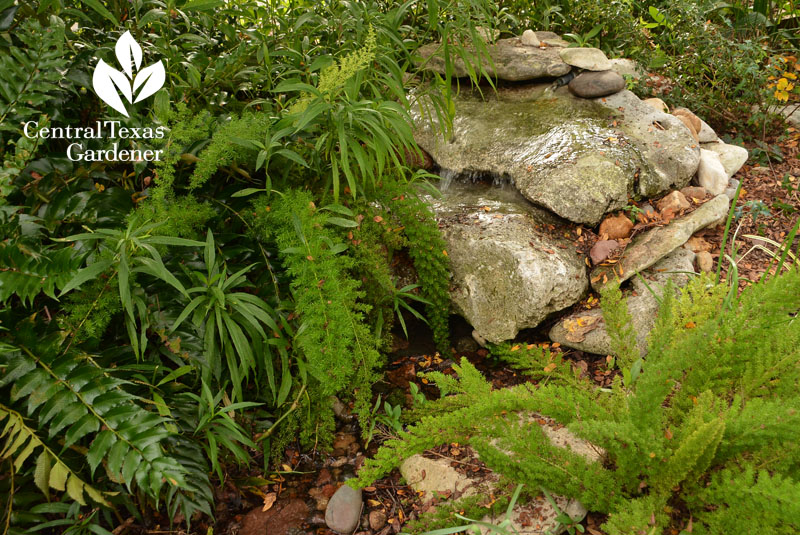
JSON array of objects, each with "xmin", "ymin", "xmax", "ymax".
[{"xmin": 356, "ymin": 268, "xmax": 800, "ymax": 534}]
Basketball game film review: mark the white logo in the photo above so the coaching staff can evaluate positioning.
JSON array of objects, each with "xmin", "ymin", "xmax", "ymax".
[{"xmin": 92, "ymin": 31, "xmax": 165, "ymax": 117}]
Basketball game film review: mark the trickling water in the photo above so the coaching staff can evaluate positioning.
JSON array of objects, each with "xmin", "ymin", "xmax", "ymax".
[
  {"xmin": 426, "ymin": 176, "xmax": 564, "ymax": 227},
  {"xmin": 438, "ymin": 168, "xmax": 514, "ymax": 191}
]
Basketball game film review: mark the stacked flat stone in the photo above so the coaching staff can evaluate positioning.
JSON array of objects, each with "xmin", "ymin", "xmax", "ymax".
[
  {"xmin": 416, "ymin": 30, "xmax": 632, "ymax": 99},
  {"xmin": 558, "ymin": 47, "xmax": 627, "ymax": 98}
]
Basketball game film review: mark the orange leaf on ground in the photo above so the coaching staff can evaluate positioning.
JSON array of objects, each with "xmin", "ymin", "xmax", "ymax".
[{"xmin": 262, "ymin": 492, "xmax": 277, "ymax": 512}]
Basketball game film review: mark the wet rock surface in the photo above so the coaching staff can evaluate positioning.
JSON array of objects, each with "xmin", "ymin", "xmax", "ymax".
[
  {"xmin": 413, "ymin": 86, "xmax": 699, "ymax": 225},
  {"xmin": 427, "ymin": 181, "xmax": 588, "ymax": 344}
]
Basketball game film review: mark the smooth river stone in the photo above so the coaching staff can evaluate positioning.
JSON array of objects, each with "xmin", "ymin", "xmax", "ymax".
[{"xmin": 568, "ymin": 70, "xmax": 626, "ymax": 98}]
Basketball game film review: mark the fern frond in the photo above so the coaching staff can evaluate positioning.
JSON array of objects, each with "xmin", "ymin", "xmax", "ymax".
[
  {"xmin": 0, "ymin": 20, "xmax": 66, "ymax": 132},
  {"xmin": 600, "ymin": 282, "xmax": 640, "ymax": 370},
  {"xmin": 0, "ymin": 241, "xmax": 82, "ymax": 306},
  {"xmin": 695, "ymin": 465, "xmax": 800, "ymax": 534},
  {"xmin": 381, "ymin": 185, "xmax": 451, "ymax": 351},
  {"xmin": 0, "ymin": 404, "xmax": 108, "ymax": 506},
  {"xmin": 603, "ymin": 494, "xmax": 669, "ymax": 535},
  {"xmin": 259, "ymin": 190, "xmax": 383, "ymax": 441},
  {"xmin": 0, "ymin": 339, "xmax": 185, "ymax": 499}
]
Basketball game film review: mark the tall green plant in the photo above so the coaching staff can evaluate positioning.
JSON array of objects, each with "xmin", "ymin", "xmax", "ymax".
[
  {"xmin": 170, "ymin": 229, "xmax": 290, "ymax": 404},
  {"xmin": 355, "ymin": 268, "xmax": 800, "ymax": 534},
  {"xmin": 256, "ymin": 190, "xmax": 383, "ymax": 444}
]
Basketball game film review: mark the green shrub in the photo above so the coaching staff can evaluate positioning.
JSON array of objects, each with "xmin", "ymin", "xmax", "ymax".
[{"xmin": 355, "ymin": 269, "xmax": 800, "ymax": 534}]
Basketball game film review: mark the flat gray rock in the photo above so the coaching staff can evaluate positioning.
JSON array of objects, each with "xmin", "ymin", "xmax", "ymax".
[
  {"xmin": 550, "ymin": 248, "xmax": 696, "ymax": 356},
  {"xmin": 590, "ymin": 194, "xmax": 730, "ymax": 292},
  {"xmin": 559, "ymin": 47, "xmax": 612, "ymax": 71},
  {"xmin": 413, "ymin": 86, "xmax": 700, "ymax": 225},
  {"xmin": 426, "ymin": 181, "xmax": 587, "ymax": 343},
  {"xmin": 416, "ymin": 37, "xmax": 571, "ymax": 81}
]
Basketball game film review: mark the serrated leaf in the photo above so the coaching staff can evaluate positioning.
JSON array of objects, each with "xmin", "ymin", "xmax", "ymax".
[
  {"xmin": 13, "ymin": 437, "xmax": 37, "ymax": 470},
  {"xmin": 122, "ymin": 449, "xmax": 141, "ymax": 487},
  {"xmin": 64, "ymin": 413, "xmax": 100, "ymax": 449},
  {"xmin": 107, "ymin": 440, "xmax": 127, "ymax": 478},
  {"xmin": 49, "ymin": 461, "xmax": 68, "ymax": 491},
  {"xmin": 66, "ymin": 474, "xmax": 86, "ymax": 505},
  {"xmin": 84, "ymin": 484, "xmax": 110, "ymax": 506},
  {"xmin": 34, "ymin": 450, "xmax": 50, "ymax": 496},
  {"xmin": 87, "ymin": 429, "xmax": 115, "ymax": 476}
]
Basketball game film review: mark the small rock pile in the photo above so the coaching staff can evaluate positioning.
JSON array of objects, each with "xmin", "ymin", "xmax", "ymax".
[{"xmin": 417, "ymin": 30, "xmax": 630, "ymax": 99}]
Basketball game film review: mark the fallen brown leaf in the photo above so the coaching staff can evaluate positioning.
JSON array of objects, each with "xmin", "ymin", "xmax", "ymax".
[{"xmin": 262, "ymin": 492, "xmax": 277, "ymax": 512}]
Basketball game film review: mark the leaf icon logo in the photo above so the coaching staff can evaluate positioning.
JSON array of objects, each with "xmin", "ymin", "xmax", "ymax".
[{"xmin": 92, "ymin": 31, "xmax": 165, "ymax": 117}]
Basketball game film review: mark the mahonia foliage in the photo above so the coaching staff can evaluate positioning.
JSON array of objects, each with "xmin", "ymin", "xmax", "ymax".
[
  {"xmin": 0, "ymin": 326, "xmax": 186, "ymax": 505},
  {"xmin": 356, "ymin": 269, "xmax": 800, "ymax": 534},
  {"xmin": 0, "ymin": 208, "xmax": 83, "ymax": 306},
  {"xmin": 0, "ymin": 19, "xmax": 65, "ymax": 137},
  {"xmin": 0, "ymin": 239, "xmax": 82, "ymax": 307}
]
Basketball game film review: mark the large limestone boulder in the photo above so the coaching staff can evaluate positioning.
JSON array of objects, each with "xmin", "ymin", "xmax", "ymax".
[
  {"xmin": 427, "ymin": 181, "xmax": 588, "ymax": 344},
  {"xmin": 598, "ymin": 90, "xmax": 701, "ymax": 198},
  {"xmin": 549, "ymin": 248, "xmax": 696, "ymax": 356},
  {"xmin": 413, "ymin": 85, "xmax": 700, "ymax": 225},
  {"xmin": 416, "ymin": 35, "xmax": 571, "ymax": 82}
]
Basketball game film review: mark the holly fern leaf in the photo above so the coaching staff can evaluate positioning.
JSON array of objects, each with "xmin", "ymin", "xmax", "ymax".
[
  {"xmin": 1, "ymin": 404, "xmax": 109, "ymax": 506},
  {"xmin": 0, "ymin": 340, "xmax": 187, "ymax": 502}
]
